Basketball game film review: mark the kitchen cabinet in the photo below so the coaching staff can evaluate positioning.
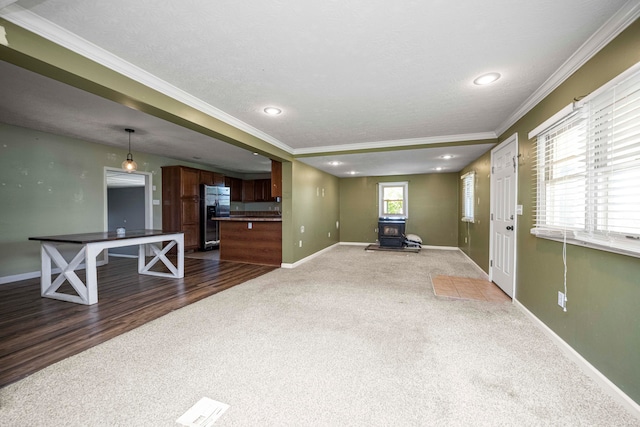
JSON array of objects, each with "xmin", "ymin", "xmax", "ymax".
[
  {"xmin": 253, "ymin": 179, "xmax": 272, "ymax": 202},
  {"xmin": 200, "ymin": 170, "xmax": 225, "ymax": 186},
  {"xmin": 271, "ymin": 160, "xmax": 282, "ymax": 198},
  {"xmin": 242, "ymin": 179, "xmax": 255, "ymax": 202},
  {"xmin": 218, "ymin": 218, "xmax": 282, "ymax": 266},
  {"xmin": 161, "ymin": 165, "xmax": 201, "ymax": 250},
  {"xmin": 225, "ymin": 176, "xmax": 243, "ymax": 202}
]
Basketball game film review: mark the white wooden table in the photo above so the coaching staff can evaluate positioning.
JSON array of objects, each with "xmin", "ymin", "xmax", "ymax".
[{"xmin": 29, "ymin": 230, "xmax": 184, "ymax": 305}]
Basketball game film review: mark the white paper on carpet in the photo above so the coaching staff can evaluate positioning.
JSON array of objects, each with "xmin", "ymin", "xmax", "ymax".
[{"xmin": 176, "ymin": 397, "xmax": 229, "ymax": 426}]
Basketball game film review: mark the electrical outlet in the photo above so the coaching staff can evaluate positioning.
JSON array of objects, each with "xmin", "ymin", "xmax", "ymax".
[
  {"xmin": 465, "ymin": 237, "xmax": 468, "ymax": 243},
  {"xmin": 557, "ymin": 291, "xmax": 565, "ymax": 308},
  {"xmin": 328, "ymin": 232, "xmax": 331, "ymax": 237},
  {"xmin": 299, "ymin": 240, "xmax": 303, "ymax": 247},
  {"xmin": 248, "ymin": 222, "xmax": 252, "ymax": 230}
]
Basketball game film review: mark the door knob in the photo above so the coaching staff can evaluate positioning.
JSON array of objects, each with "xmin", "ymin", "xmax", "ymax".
[{"xmin": 506, "ymin": 225, "xmax": 514, "ymax": 231}]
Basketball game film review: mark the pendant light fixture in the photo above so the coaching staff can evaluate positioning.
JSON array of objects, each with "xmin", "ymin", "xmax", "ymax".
[{"xmin": 121, "ymin": 128, "xmax": 138, "ymax": 173}]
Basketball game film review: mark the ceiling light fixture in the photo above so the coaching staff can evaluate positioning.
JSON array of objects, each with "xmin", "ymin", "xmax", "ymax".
[
  {"xmin": 473, "ymin": 72, "xmax": 501, "ymax": 85},
  {"xmin": 440, "ymin": 154, "xmax": 454, "ymax": 160},
  {"xmin": 263, "ymin": 107, "xmax": 282, "ymax": 116},
  {"xmin": 329, "ymin": 161, "xmax": 342, "ymax": 166},
  {"xmin": 347, "ymin": 171, "xmax": 358, "ymax": 175},
  {"xmin": 121, "ymin": 128, "xmax": 138, "ymax": 173}
]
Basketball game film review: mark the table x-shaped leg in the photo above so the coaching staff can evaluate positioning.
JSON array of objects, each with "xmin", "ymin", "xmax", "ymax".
[
  {"xmin": 138, "ymin": 240, "xmax": 180, "ymax": 277},
  {"xmin": 41, "ymin": 243, "xmax": 94, "ymax": 304}
]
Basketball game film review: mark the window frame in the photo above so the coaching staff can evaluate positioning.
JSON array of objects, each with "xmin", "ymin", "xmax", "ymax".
[
  {"xmin": 530, "ymin": 61, "xmax": 640, "ymax": 258},
  {"xmin": 378, "ymin": 181, "xmax": 408, "ymax": 218},
  {"xmin": 461, "ymin": 171, "xmax": 475, "ymax": 223}
]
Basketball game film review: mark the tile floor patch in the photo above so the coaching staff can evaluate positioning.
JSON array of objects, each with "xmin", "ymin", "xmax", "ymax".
[
  {"xmin": 432, "ymin": 275, "xmax": 510, "ymax": 302},
  {"xmin": 176, "ymin": 397, "xmax": 229, "ymax": 426}
]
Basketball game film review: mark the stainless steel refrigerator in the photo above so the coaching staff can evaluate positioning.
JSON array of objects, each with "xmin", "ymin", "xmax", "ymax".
[{"xmin": 201, "ymin": 185, "xmax": 231, "ymax": 250}]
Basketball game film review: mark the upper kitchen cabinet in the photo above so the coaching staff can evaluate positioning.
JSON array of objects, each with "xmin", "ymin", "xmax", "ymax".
[
  {"xmin": 271, "ymin": 160, "xmax": 282, "ymax": 198},
  {"xmin": 242, "ymin": 179, "xmax": 256, "ymax": 202},
  {"xmin": 225, "ymin": 176, "xmax": 243, "ymax": 202},
  {"xmin": 200, "ymin": 170, "xmax": 225, "ymax": 186},
  {"xmin": 253, "ymin": 179, "xmax": 272, "ymax": 202}
]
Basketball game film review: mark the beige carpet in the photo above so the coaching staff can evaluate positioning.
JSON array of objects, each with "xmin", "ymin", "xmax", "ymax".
[{"xmin": 0, "ymin": 246, "xmax": 637, "ymax": 426}]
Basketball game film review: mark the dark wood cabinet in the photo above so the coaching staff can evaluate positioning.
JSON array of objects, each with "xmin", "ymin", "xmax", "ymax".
[
  {"xmin": 200, "ymin": 170, "xmax": 225, "ymax": 186},
  {"xmin": 213, "ymin": 172, "xmax": 225, "ymax": 186},
  {"xmin": 253, "ymin": 179, "xmax": 272, "ymax": 202},
  {"xmin": 225, "ymin": 176, "xmax": 243, "ymax": 202},
  {"xmin": 271, "ymin": 160, "xmax": 282, "ymax": 198},
  {"xmin": 219, "ymin": 220, "xmax": 282, "ymax": 266},
  {"xmin": 162, "ymin": 166, "xmax": 201, "ymax": 251},
  {"xmin": 242, "ymin": 180, "xmax": 255, "ymax": 202},
  {"xmin": 199, "ymin": 170, "xmax": 214, "ymax": 186}
]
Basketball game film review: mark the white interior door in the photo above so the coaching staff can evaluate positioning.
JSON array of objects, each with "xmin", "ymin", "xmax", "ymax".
[{"xmin": 490, "ymin": 134, "xmax": 518, "ymax": 298}]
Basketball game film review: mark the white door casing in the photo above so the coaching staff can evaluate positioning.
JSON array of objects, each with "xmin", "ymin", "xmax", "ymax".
[
  {"xmin": 490, "ymin": 134, "xmax": 518, "ymax": 298},
  {"xmin": 104, "ymin": 167, "xmax": 154, "ymax": 259}
]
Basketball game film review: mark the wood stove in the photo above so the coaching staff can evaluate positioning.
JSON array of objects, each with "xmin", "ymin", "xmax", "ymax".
[{"xmin": 378, "ymin": 217, "xmax": 406, "ymax": 247}]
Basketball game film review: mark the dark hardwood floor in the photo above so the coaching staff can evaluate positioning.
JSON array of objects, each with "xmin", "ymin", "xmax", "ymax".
[{"xmin": 0, "ymin": 256, "xmax": 276, "ymax": 388}]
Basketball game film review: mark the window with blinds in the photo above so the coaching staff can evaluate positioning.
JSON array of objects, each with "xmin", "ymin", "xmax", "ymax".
[
  {"xmin": 461, "ymin": 171, "xmax": 475, "ymax": 223},
  {"xmin": 530, "ymin": 62, "xmax": 640, "ymax": 256}
]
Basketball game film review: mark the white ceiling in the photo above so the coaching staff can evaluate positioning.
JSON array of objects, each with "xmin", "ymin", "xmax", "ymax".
[{"xmin": 0, "ymin": 0, "xmax": 637, "ymax": 177}]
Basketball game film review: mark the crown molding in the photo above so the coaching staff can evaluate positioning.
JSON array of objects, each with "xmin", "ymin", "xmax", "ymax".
[
  {"xmin": 292, "ymin": 132, "xmax": 497, "ymax": 155},
  {"xmin": 494, "ymin": 0, "xmax": 640, "ymax": 138},
  {"xmin": 0, "ymin": 4, "xmax": 295, "ymax": 154}
]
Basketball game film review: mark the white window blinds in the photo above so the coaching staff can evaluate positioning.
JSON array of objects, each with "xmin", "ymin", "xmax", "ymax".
[
  {"xmin": 531, "ymin": 62, "xmax": 640, "ymax": 256},
  {"xmin": 461, "ymin": 171, "xmax": 475, "ymax": 223}
]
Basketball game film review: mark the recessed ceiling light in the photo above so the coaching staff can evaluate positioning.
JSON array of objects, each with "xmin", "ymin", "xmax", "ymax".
[
  {"xmin": 434, "ymin": 167, "xmax": 444, "ymax": 171},
  {"xmin": 473, "ymin": 72, "xmax": 501, "ymax": 85},
  {"xmin": 252, "ymin": 152, "xmax": 259, "ymax": 156},
  {"xmin": 263, "ymin": 107, "xmax": 282, "ymax": 115},
  {"xmin": 329, "ymin": 161, "xmax": 342, "ymax": 166},
  {"xmin": 347, "ymin": 171, "xmax": 358, "ymax": 175},
  {"xmin": 440, "ymin": 154, "xmax": 454, "ymax": 160}
]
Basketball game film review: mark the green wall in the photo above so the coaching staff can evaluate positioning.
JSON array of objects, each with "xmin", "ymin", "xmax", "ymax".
[
  {"xmin": 284, "ymin": 160, "xmax": 340, "ymax": 264},
  {"xmin": 458, "ymin": 152, "xmax": 492, "ymax": 272},
  {"xmin": 462, "ymin": 20, "xmax": 640, "ymax": 404},
  {"xmin": 339, "ymin": 173, "xmax": 459, "ymax": 246},
  {"xmin": 0, "ymin": 123, "xmax": 237, "ymax": 278}
]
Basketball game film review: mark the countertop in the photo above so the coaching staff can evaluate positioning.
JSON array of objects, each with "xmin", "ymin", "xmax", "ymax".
[{"xmin": 214, "ymin": 216, "xmax": 282, "ymax": 222}]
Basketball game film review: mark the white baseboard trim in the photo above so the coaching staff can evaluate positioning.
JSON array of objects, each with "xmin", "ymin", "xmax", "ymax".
[
  {"xmin": 281, "ymin": 241, "xmax": 456, "ymax": 268},
  {"xmin": 422, "ymin": 245, "xmax": 459, "ymax": 251},
  {"xmin": 338, "ymin": 242, "xmax": 370, "ymax": 247},
  {"xmin": 281, "ymin": 243, "xmax": 340, "ymax": 268},
  {"xmin": 0, "ymin": 260, "xmax": 109, "ymax": 285},
  {"xmin": 339, "ymin": 242, "xmax": 460, "ymax": 251},
  {"xmin": 514, "ymin": 299, "xmax": 640, "ymax": 418},
  {"xmin": 0, "ymin": 270, "xmax": 42, "ymax": 285},
  {"xmin": 458, "ymin": 248, "xmax": 490, "ymax": 280}
]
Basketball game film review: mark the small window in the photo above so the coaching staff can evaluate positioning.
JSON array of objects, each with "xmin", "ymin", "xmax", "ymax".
[
  {"xmin": 378, "ymin": 182, "xmax": 408, "ymax": 218},
  {"xmin": 461, "ymin": 171, "xmax": 475, "ymax": 223}
]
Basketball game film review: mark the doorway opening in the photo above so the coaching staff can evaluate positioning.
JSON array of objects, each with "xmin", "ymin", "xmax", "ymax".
[{"xmin": 104, "ymin": 168, "xmax": 153, "ymax": 258}]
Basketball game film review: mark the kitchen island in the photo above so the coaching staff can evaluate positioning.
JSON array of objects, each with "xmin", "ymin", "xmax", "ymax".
[{"xmin": 216, "ymin": 216, "xmax": 282, "ymax": 266}]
